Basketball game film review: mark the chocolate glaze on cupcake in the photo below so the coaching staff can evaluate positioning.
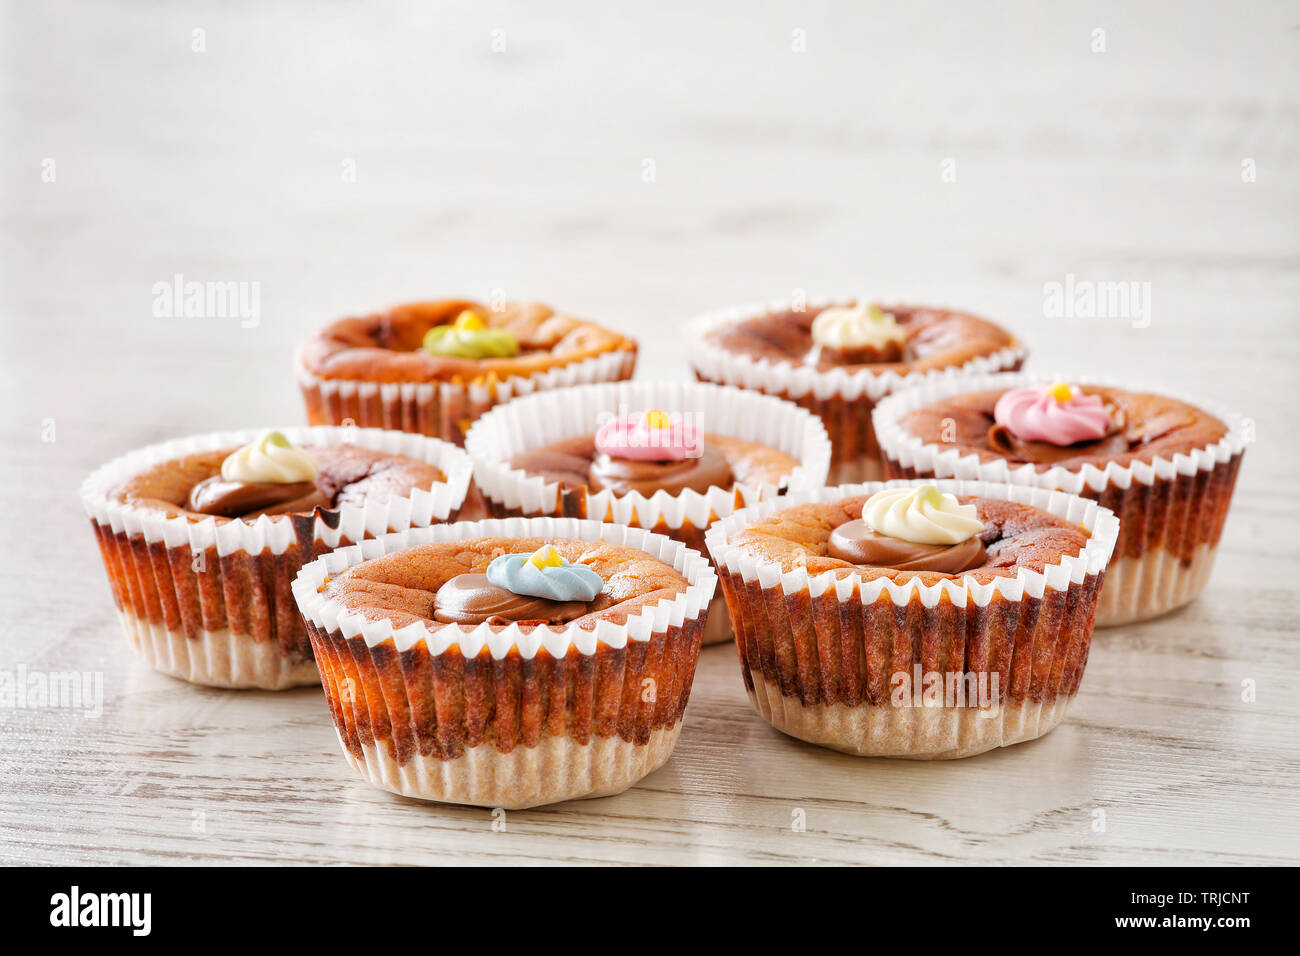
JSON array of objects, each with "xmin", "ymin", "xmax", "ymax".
[{"xmin": 506, "ymin": 429, "xmax": 793, "ymax": 500}]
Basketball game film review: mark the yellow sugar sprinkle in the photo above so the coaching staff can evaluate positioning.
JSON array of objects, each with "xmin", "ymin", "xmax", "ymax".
[
  {"xmin": 915, "ymin": 483, "xmax": 943, "ymax": 506},
  {"xmin": 527, "ymin": 545, "xmax": 564, "ymax": 570},
  {"xmin": 1045, "ymin": 382, "xmax": 1074, "ymax": 402},
  {"xmin": 644, "ymin": 409, "xmax": 671, "ymax": 430},
  {"xmin": 453, "ymin": 310, "xmax": 486, "ymax": 332}
]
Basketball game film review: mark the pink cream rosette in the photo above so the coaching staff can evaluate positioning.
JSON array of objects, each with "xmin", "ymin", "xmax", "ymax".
[
  {"xmin": 594, "ymin": 411, "xmax": 703, "ymax": 461},
  {"xmin": 993, "ymin": 384, "xmax": 1110, "ymax": 445}
]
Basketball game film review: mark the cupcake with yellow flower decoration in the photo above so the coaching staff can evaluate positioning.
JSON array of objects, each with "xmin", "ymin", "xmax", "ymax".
[
  {"xmin": 80, "ymin": 426, "xmax": 472, "ymax": 689},
  {"xmin": 297, "ymin": 299, "xmax": 637, "ymax": 446},
  {"xmin": 465, "ymin": 381, "xmax": 831, "ymax": 644},
  {"xmin": 687, "ymin": 298, "xmax": 1025, "ymax": 483},
  {"xmin": 872, "ymin": 372, "xmax": 1251, "ymax": 625},
  {"xmin": 705, "ymin": 480, "xmax": 1119, "ymax": 758}
]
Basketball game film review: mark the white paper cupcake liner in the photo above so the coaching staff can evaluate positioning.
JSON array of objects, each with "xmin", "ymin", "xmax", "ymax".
[
  {"xmin": 81, "ymin": 426, "xmax": 474, "ymax": 689},
  {"xmin": 464, "ymin": 381, "xmax": 831, "ymax": 645},
  {"xmin": 872, "ymin": 371, "xmax": 1250, "ymax": 625},
  {"xmin": 345, "ymin": 727, "xmax": 683, "ymax": 810},
  {"xmin": 291, "ymin": 516, "xmax": 718, "ymax": 808},
  {"xmin": 297, "ymin": 346, "xmax": 637, "ymax": 446},
  {"xmin": 116, "ymin": 613, "xmax": 321, "ymax": 690},
  {"xmin": 704, "ymin": 478, "xmax": 1119, "ymax": 758},
  {"xmin": 686, "ymin": 299, "xmax": 1028, "ymax": 482},
  {"xmin": 746, "ymin": 682, "xmax": 1076, "ymax": 760}
]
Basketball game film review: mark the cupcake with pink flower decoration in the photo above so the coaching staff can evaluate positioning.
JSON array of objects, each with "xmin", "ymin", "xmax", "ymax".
[
  {"xmin": 871, "ymin": 372, "xmax": 1251, "ymax": 626},
  {"xmin": 464, "ymin": 381, "xmax": 831, "ymax": 644}
]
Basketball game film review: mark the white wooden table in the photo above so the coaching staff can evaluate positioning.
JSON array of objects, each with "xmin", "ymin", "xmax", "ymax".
[{"xmin": 2, "ymin": 1, "xmax": 1297, "ymax": 865}]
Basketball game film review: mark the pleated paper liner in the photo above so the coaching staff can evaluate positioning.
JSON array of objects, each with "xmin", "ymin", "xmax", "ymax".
[
  {"xmin": 686, "ymin": 299, "xmax": 1027, "ymax": 483},
  {"xmin": 80, "ymin": 426, "xmax": 473, "ymax": 690},
  {"xmin": 464, "ymin": 380, "xmax": 832, "ymax": 645},
  {"xmin": 297, "ymin": 346, "xmax": 636, "ymax": 446},
  {"xmin": 705, "ymin": 479, "xmax": 1119, "ymax": 759},
  {"xmin": 872, "ymin": 371, "xmax": 1250, "ymax": 626},
  {"xmin": 291, "ymin": 517, "xmax": 718, "ymax": 809}
]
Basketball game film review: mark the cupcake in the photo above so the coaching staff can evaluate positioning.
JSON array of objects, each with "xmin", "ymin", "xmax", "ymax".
[
  {"xmin": 705, "ymin": 481, "xmax": 1118, "ymax": 758},
  {"xmin": 81, "ymin": 427, "xmax": 473, "ymax": 689},
  {"xmin": 292, "ymin": 517, "xmax": 716, "ymax": 809},
  {"xmin": 688, "ymin": 299, "xmax": 1025, "ymax": 483},
  {"xmin": 464, "ymin": 381, "xmax": 831, "ymax": 644},
  {"xmin": 872, "ymin": 372, "xmax": 1249, "ymax": 625},
  {"xmin": 297, "ymin": 298, "xmax": 637, "ymax": 445}
]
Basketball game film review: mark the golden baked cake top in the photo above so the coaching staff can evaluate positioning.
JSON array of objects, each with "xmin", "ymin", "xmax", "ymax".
[
  {"xmin": 703, "ymin": 301, "xmax": 1020, "ymax": 375},
  {"xmin": 321, "ymin": 536, "xmax": 689, "ymax": 631},
  {"xmin": 112, "ymin": 438, "xmax": 445, "ymax": 523},
  {"xmin": 298, "ymin": 299, "xmax": 637, "ymax": 385},
  {"xmin": 726, "ymin": 491, "xmax": 1091, "ymax": 588},
  {"xmin": 506, "ymin": 409, "xmax": 802, "ymax": 498},
  {"xmin": 894, "ymin": 383, "xmax": 1228, "ymax": 473}
]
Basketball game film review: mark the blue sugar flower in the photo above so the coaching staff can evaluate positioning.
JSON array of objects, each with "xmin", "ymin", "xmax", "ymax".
[{"xmin": 486, "ymin": 546, "xmax": 604, "ymax": 603}]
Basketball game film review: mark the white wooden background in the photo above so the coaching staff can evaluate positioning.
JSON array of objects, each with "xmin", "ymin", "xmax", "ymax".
[{"xmin": 2, "ymin": 0, "xmax": 1298, "ymax": 865}]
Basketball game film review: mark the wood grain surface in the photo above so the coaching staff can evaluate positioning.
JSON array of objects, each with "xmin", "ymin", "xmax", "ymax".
[{"xmin": 2, "ymin": 0, "xmax": 1297, "ymax": 865}]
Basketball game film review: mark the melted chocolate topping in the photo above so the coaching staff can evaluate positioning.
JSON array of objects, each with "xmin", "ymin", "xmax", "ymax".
[
  {"xmin": 588, "ymin": 442, "xmax": 734, "ymax": 496},
  {"xmin": 187, "ymin": 478, "xmax": 331, "ymax": 518},
  {"xmin": 985, "ymin": 425, "xmax": 1128, "ymax": 464},
  {"xmin": 807, "ymin": 340, "xmax": 905, "ymax": 366},
  {"xmin": 827, "ymin": 519, "xmax": 987, "ymax": 573},
  {"xmin": 432, "ymin": 574, "xmax": 590, "ymax": 625},
  {"xmin": 986, "ymin": 406, "xmax": 1128, "ymax": 464}
]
